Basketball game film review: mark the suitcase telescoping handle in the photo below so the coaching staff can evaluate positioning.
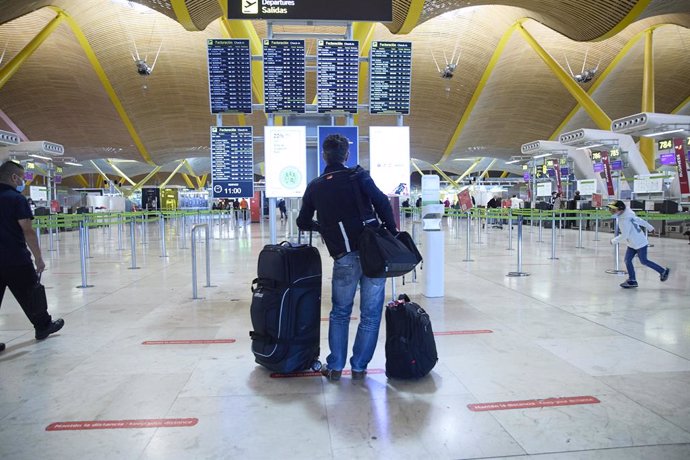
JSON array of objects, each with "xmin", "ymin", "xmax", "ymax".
[{"xmin": 298, "ymin": 230, "xmax": 313, "ymax": 246}]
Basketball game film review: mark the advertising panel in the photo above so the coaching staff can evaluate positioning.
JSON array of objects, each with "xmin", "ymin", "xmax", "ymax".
[
  {"xmin": 369, "ymin": 126, "xmax": 410, "ymax": 196},
  {"xmin": 264, "ymin": 126, "xmax": 307, "ymax": 198}
]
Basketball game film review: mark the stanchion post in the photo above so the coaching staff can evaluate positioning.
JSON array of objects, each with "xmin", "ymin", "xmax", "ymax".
[
  {"xmin": 537, "ymin": 210, "xmax": 544, "ymax": 242},
  {"xmin": 594, "ymin": 213, "xmax": 601, "ymax": 241},
  {"xmin": 549, "ymin": 213, "xmax": 559, "ymax": 260},
  {"xmin": 191, "ymin": 223, "xmax": 214, "ymax": 299},
  {"xmin": 84, "ymin": 215, "xmax": 92, "ymax": 258},
  {"xmin": 463, "ymin": 211, "xmax": 474, "ymax": 262},
  {"xmin": 117, "ymin": 214, "xmax": 124, "ymax": 251},
  {"xmin": 76, "ymin": 221, "xmax": 94, "ymax": 288},
  {"xmin": 476, "ymin": 209, "xmax": 483, "ymax": 244},
  {"xmin": 507, "ymin": 216, "xmax": 530, "ymax": 277},
  {"xmin": 606, "ymin": 219, "xmax": 627, "ymax": 275},
  {"xmin": 129, "ymin": 218, "xmax": 140, "ymax": 269},
  {"xmin": 576, "ymin": 212, "xmax": 585, "ymax": 248},
  {"xmin": 507, "ymin": 211, "xmax": 514, "ymax": 251},
  {"xmin": 159, "ymin": 213, "xmax": 168, "ymax": 258}
]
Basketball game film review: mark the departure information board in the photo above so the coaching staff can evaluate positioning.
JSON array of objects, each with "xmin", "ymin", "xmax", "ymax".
[
  {"xmin": 369, "ymin": 41, "xmax": 412, "ymax": 115},
  {"xmin": 207, "ymin": 39, "xmax": 252, "ymax": 114},
  {"xmin": 210, "ymin": 126, "xmax": 254, "ymax": 198},
  {"xmin": 317, "ymin": 40, "xmax": 359, "ymax": 114},
  {"xmin": 263, "ymin": 40, "xmax": 306, "ymax": 114}
]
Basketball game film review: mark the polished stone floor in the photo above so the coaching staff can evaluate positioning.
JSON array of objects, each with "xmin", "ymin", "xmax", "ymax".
[{"xmin": 1, "ymin": 214, "xmax": 689, "ymax": 459}]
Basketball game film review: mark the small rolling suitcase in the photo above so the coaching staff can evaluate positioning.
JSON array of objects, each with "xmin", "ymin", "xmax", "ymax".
[
  {"xmin": 250, "ymin": 239, "xmax": 322, "ymax": 373},
  {"xmin": 385, "ymin": 294, "xmax": 438, "ymax": 379}
]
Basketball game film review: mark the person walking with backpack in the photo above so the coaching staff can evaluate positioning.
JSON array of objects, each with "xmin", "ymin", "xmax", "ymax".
[
  {"xmin": 608, "ymin": 200, "xmax": 670, "ymax": 289},
  {"xmin": 297, "ymin": 134, "xmax": 397, "ymax": 381}
]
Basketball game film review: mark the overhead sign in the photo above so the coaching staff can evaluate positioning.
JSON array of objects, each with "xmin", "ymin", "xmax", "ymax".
[
  {"xmin": 369, "ymin": 41, "xmax": 412, "ymax": 115},
  {"xmin": 369, "ymin": 126, "xmax": 410, "ymax": 195},
  {"xmin": 227, "ymin": 0, "xmax": 392, "ymax": 22},
  {"xmin": 317, "ymin": 40, "xmax": 359, "ymax": 114},
  {"xmin": 210, "ymin": 126, "xmax": 254, "ymax": 198},
  {"xmin": 207, "ymin": 39, "xmax": 252, "ymax": 114},
  {"xmin": 263, "ymin": 40, "xmax": 306, "ymax": 114},
  {"xmin": 316, "ymin": 126, "xmax": 359, "ymax": 173},
  {"xmin": 657, "ymin": 138, "xmax": 673, "ymax": 151},
  {"xmin": 265, "ymin": 126, "xmax": 307, "ymax": 198}
]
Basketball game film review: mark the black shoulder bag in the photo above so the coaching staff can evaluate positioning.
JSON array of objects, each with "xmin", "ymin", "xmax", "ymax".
[{"xmin": 350, "ymin": 169, "xmax": 421, "ymax": 278}]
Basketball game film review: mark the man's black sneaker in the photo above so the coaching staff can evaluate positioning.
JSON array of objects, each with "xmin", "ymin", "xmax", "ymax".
[
  {"xmin": 35, "ymin": 318, "xmax": 64, "ymax": 340},
  {"xmin": 0, "ymin": 342, "xmax": 5, "ymax": 352},
  {"xmin": 351, "ymin": 370, "xmax": 367, "ymax": 380},
  {"xmin": 320, "ymin": 367, "xmax": 342, "ymax": 382},
  {"xmin": 660, "ymin": 268, "xmax": 671, "ymax": 282},
  {"xmin": 620, "ymin": 280, "xmax": 638, "ymax": 289}
]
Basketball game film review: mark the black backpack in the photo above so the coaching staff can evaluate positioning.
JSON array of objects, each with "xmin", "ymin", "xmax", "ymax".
[{"xmin": 385, "ymin": 294, "xmax": 438, "ymax": 379}]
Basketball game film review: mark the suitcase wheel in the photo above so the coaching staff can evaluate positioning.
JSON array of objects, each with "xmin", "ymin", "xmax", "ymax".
[{"xmin": 311, "ymin": 360, "xmax": 322, "ymax": 372}]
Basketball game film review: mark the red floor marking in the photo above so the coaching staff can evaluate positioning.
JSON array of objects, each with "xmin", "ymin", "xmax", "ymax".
[
  {"xmin": 320, "ymin": 316, "xmax": 358, "ymax": 321},
  {"xmin": 434, "ymin": 330, "xmax": 493, "ymax": 336},
  {"xmin": 142, "ymin": 339, "xmax": 236, "ymax": 345},
  {"xmin": 468, "ymin": 396, "xmax": 600, "ymax": 412},
  {"xmin": 46, "ymin": 418, "xmax": 198, "ymax": 431},
  {"xmin": 270, "ymin": 368, "xmax": 385, "ymax": 378}
]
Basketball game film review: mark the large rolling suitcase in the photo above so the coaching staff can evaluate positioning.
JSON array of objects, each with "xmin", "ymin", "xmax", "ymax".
[
  {"xmin": 250, "ymin": 240, "xmax": 322, "ymax": 373},
  {"xmin": 385, "ymin": 294, "xmax": 438, "ymax": 379}
]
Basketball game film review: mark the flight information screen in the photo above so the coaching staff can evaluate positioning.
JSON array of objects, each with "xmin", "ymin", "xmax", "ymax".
[
  {"xmin": 369, "ymin": 41, "xmax": 412, "ymax": 115},
  {"xmin": 207, "ymin": 39, "xmax": 252, "ymax": 114},
  {"xmin": 263, "ymin": 39, "xmax": 306, "ymax": 114},
  {"xmin": 210, "ymin": 126, "xmax": 254, "ymax": 198},
  {"xmin": 317, "ymin": 40, "xmax": 359, "ymax": 114}
]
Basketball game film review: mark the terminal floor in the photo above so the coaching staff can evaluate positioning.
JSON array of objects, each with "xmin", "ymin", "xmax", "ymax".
[{"xmin": 1, "ymin": 217, "xmax": 690, "ymax": 460}]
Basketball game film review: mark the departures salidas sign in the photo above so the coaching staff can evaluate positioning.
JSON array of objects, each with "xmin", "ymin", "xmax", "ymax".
[{"xmin": 228, "ymin": 0, "xmax": 392, "ymax": 22}]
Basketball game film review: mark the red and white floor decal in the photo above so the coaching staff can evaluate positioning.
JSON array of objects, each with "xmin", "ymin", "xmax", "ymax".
[
  {"xmin": 468, "ymin": 396, "xmax": 600, "ymax": 412},
  {"xmin": 434, "ymin": 330, "xmax": 493, "ymax": 336},
  {"xmin": 46, "ymin": 418, "xmax": 198, "ymax": 431},
  {"xmin": 142, "ymin": 339, "xmax": 236, "ymax": 345}
]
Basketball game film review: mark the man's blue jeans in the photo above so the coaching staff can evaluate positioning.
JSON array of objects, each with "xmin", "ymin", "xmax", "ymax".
[
  {"xmin": 326, "ymin": 251, "xmax": 386, "ymax": 372},
  {"xmin": 624, "ymin": 245, "xmax": 664, "ymax": 281}
]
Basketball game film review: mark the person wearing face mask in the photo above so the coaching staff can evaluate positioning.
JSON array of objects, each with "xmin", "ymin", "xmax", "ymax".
[
  {"xmin": 0, "ymin": 160, "xmax": 64, "ymax": 353},
  {"xmin": 607, "ymin": 200, "xmax": 670, "ymax": 289}
]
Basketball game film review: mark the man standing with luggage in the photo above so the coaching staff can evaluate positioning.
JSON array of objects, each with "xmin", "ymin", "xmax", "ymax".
[
  {"xmin": 0, "ymin": 160, "xmax": 64, "ymax": 353},
  {"xmin": 297, "ymin": 134, "xmax": 398, "ymax": 381}
]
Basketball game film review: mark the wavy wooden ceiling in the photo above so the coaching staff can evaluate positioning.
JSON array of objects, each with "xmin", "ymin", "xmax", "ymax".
[{"xmin": 0, "ymin": 0, "xmax": 689, "ymax": 178}]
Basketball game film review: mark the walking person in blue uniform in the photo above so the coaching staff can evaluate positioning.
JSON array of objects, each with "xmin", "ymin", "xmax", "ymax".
[
  {"xmin": 0, "ymin": 160, "xmax": 64, "ymax": 352},
  {"xmin": 297, "ymin": 134, "xmax": 398, "ymax": 381},
  {"xmin": 608, "ymin": 200, "xmax": 670, "ymax": 288}
]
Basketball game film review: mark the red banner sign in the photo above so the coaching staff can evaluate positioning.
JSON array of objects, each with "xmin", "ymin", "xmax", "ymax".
[
  {"xmin": 467, "ymin": 396, "xmax": 600, "ymax": 412},
  {"xmin": 554, "ymin": 163, "xmax": 562, "ymax": 195},
  {"xmin": 457, "ymin": 190, "xmax": 473, "ymax": 212},
  {"xmin": 600, "ymin": 151, "xmax": 615, "ymax": 196},
  {"xmin": 674, "ymin": 137, "xmax": 689, "ymax": 194},
  {"xmin": 46, "ymin": 418, "xmax": 198, "ymax": 431},
  {"xmin": 591, "ymin": 193, "xmax": 603, "ymax": 208}
]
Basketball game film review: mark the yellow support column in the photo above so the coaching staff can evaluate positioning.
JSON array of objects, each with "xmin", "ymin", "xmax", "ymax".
[
  {"xmin": 170, "ymin": 0, "xmax": 199, "ymax": 31},
  {"xmin": 639, "ymin": 29, "xmax": 656, "ymax": 171},
  {"xmin": 440, "ymin": 23, "xmax": 521, "ymax": 163},
  {"xmin": 0, "ymin": 13, "xmax": 65, "ymax": 90},
  {"xmin": 75, "ymin": 174, "xmax": 90, "ymax": 188},
  {"xmin": 517, "ymin": 23, "xmax": 611, "ymax": 131},
  {"xmin": 49, "ymin": 7, "xmax": 156, "ymax": 166},
  {"xmin": 181, "ymin": 173, "xmax": 196, "ymax": 189},
  {"xmin": 159, "ymin": 161, "xmax": 187, "ymax": 188},
  {"xmin": 353, "ymin": 22, "xmax": 376, "ymax": 125},
  {"xmin": 394, "ymin": 0, "xmax": 425, "ymax": 35},
  {"xmin": 457, "ymin": 158, "xmax": 483, "ymax": 181},
  {"xmin": 429, "ymin": 164, "xmax": 460, "ymax": 188},
  {"xmin": 500, "ymin": 171, "xmax": 510, "ymax": 178}
]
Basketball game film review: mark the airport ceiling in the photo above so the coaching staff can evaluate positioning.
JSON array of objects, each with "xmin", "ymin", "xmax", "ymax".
[{"xmin": 0, "ymin": 0, "xmax": 689, "ymax": 182}]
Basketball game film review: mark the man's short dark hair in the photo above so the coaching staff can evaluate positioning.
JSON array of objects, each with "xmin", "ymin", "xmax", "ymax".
[
  {"xmin": 322, "ymin": 134, "xmax": 349, "ymax": 165},
  {"xmin": 0, "ymin": 160, "xmax": 24, "ymax": 182}
]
